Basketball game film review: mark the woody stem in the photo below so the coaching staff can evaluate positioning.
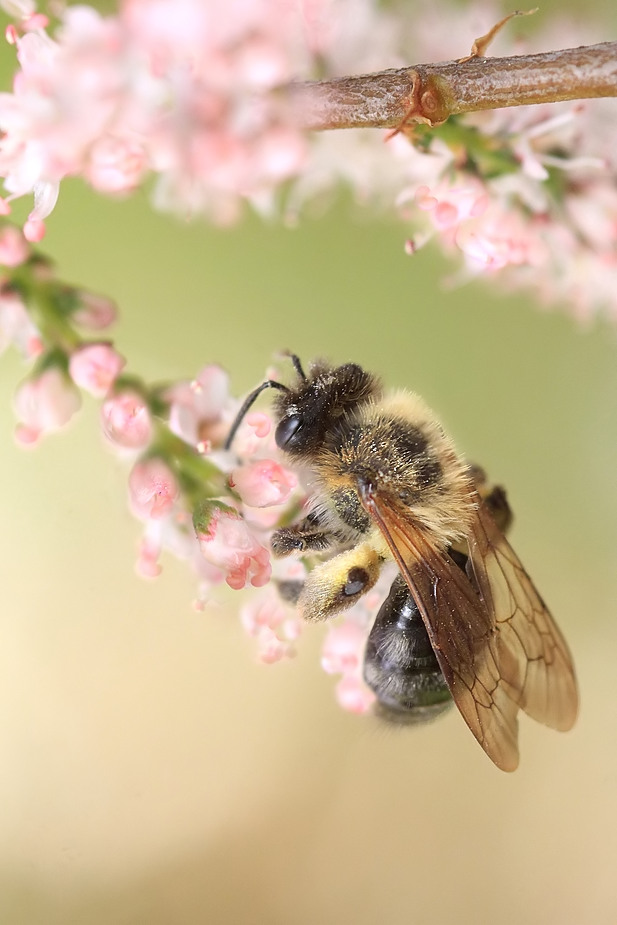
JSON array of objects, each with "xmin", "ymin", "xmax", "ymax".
[{"xmin": 291, "ymin": 41, "xmax": 617, "ymax": 130}]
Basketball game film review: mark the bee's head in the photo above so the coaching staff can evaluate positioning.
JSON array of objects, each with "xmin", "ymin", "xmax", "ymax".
[
  {"xmin": 272, "ymin": 358, "xmax": 379, "ymax": 459},
  {"xmin": 225, "ymin": 355, "xmax": 380, "ymax": 457}
]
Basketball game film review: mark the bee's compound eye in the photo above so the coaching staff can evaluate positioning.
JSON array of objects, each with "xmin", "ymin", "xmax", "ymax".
[
  {"xmin": 275, "ymin": 414, "xmax": 302, "ymax": 449},
  {"xmin": 343, "ymin": 567, "xmax": 370, "ymax": 597}
]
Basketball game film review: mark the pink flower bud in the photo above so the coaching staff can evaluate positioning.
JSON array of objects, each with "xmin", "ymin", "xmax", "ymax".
[
  {"xmin": 415, "ymin": 181, "xmax": 488, "ymax": 230},
  {"xmin": 321, "ymin": 622, "xmax": 367, "ymax": 675},
  {"xmin": 23, "ymin": 13, "xmax": 49, "ymax": 32},
  {"xmin": 335, "ymin": 675, "xmax": 376, "ymax": 715},
  {"xmin": 13, "ymin": 366, "xmax": 81, "ymax": 445},
  {"xmin": 69, "ymin": 342, "xmax": 125, "ymax": 397},
  {"xmin": 415, "ymin": 186, "xmax": 438, "ymax": 211},
  {"xmin": 197, "ymin": 509, "xmax": 271, "ymax": 590},
  {"xmin": 0, "ymin": 225, "xmax": 29, "ymax": 266},
  {"xmin": 23, "ymin": 218, "xmax": 45, "ymax": 242},
  {"xmin": 0, "ymin": 290, "xmax": 39, "ymax": 356},
  {"xmin": 230, "ymin": 412, "xmax": 275, "ymax": 456},
  {"xmin": 246, "ymin": 412, "xmax": 271, "ymax": 439},
  {"xmin": 230, "ymin": 458, "xmax": 297, "ymax": 508},
  {"xmin": 191, "ymin": 365, "xmax": 229, "ymax": 417},
  {"xmin": 128, "ymin": 457, "xmax": 179, "ymax": 520},
  {"xmin": 101, "ymin": 390, "xmax": 152, "ymax": 450},
  {"xmin": 168, "ymin": 364, "xmax": 230, "ymax": 446},
  {"xmin": 136, "ymin": 535, "xmax": 163, "ymax": 579},
  {"xmin": 457, "ymin": 225, "xmax": 528, "ymax": 271},
  {"xmin": 86, "ymin": 137, "xmax": 147, "ymax": 193},
  {"xmin": 72, "ymin": 292, "xmax": 117, "ymax": 330},
  {"xmin": 256, "ymin": 627, "xmax": 296, "ymax": 664},
  {"xmin": 240, "ymin": 589, "xmax": 302, "ymax": 663},
  {"xmin": 241, "ymin": 590, "xmax": 287, "ymax": 635}
]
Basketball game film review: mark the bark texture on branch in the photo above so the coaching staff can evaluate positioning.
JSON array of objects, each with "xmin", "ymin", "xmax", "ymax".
[{"xmin": 291, "ymin": 42, "xmax": 617, "ymax": 130}]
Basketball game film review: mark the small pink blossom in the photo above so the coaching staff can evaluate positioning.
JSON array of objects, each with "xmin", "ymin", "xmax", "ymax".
[
  {"xmin": 0, "ymin": 224, "xmax": 29, "ymax": 266},
  {"xmin": 23, "ymin": 217, "xmax": 45, "ymax": 242},
  {"xmin": 240, "ymin": 588, "xmax": 302, "ymax": 662},
  {"xmin": 0, "ymin": 288, "xmax": 40, "ymax": 355},
  {"xmin": 167, "ymin": 364, "xmax": 230, "ymax": 447},
  {"xmin": 136, "ymin": 534, "xmax": 163, "ymax": 578},
  {"xmin": 198, "ymin": 508, "xmax": 271, "ymax": 590},
  {"xmin": 230, "ymin": 411, "xmax": 276, "ymax": 457},
  {"xmin": 72, "ymin": 291, "xmax": 117, "ymax": 330},
  {"xmin": 335, "ymin": 674, "xmax": 376, "ymax": 714},
  {"xmin": 241, "ymin": 589, "xmax": 288, "ymax": 635},
  {"xmin": 135, "ymin": 512, "xmax": 224, "ymax": 587},
  {"xmin": 22, "ymin": 13, "xmax": 49, "ymax": 33},
  {"xmin": 230, "ymin": 457, "xmax": 297, "ymax": 508},
  {"xmin": 457, "ymin": 227, "xmax": 528, "ymax": 271},
  {"xmin": 128, "ymin": 457, "xmax": 180, "ymax": 520},
  {"xmin": 415, "ymin": 181, "xmax": 488, "ymax": 231},
  {"xmin": 69, "ymin": 342, "xmax": 125, "ymax": 397},
  {"xmin": 101, "ymin": 389, "xmax": 152, "ymax": 450},
  {"xmin": 242, "ymin": 503, "xmax": 294, "ymax": 531},
  {"xmin": 0, "ymin": 0, "xmax": 310, "ymax": 229},
  {"xmin": 85, "ymin": 137, "xmax": 147, "ymax": 193},
  {"xmin": 321, "ymin": 609, "xmax": 378, "ymax": 714},
  {"xmin": 246, "ymin": 412, "xmax": 271, "ymax": 439},
  {"xmin": 13, "ymin": 365, "xmax": 81, "ymax": 444},
  {"xmin": 255, "ymin": 626, "xmax": 297, "ymax": 663},
  {"xmin": 241, "ymin": 587, "xmax": 301, "ymax": 638},
  {"xmin": 321, "ymin": 621, "xmax": 368, "ymax": 675}
]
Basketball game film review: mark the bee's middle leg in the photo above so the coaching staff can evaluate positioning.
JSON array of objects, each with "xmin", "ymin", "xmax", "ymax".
[{"xmin": 270, "ymin": 510, "xmax": 346, "ymax": 557}]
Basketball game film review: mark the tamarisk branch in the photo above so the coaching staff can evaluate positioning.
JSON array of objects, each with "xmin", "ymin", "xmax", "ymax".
[{"xmin": 292, "ymin": 42, "xmax": 617, "ymax": 130}]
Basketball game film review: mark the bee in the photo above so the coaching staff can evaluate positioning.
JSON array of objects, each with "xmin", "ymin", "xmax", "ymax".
[{"xmin": 226, "ymin": 355, "xmax": 578, "ymax": 771}]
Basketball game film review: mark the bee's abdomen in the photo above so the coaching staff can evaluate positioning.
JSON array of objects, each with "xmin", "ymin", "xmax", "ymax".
[{"xmin": 364, "ymin": 574, "xmax": 452, "ymax": 722}]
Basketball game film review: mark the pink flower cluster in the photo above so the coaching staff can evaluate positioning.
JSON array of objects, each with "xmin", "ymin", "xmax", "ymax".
[
  {"xmin": 1, "ymin": 236, "xmax": 381, "ymax": 708},
  {"xmin": 198, "ymin": 507, "xmax": 271, "ymax": 591},
  {"xmin": 1, "ymin": 244, "xmax": 304, "ymax": 630},
  {"xmin": 2, "ymin": 0, "xmax": 615, "ymax": 717},
  {"xmin": 115, "ymin": 366, "xmax": 300, "ymax": 596},
  {"xmin": 13, "ymin": 365, "xmax": 81, "ymax": 445},
  {"xmin": 0, "ymin": 0, "xmax": 317, "ymax": 233},
  {"xmin": 0, "ymin": 226, "xmax": 121, "ymax": 443},
  {"xmin": 394, "ymin": 98, "xmax": 617, "ymax": 320},
  {"xmin": 297, "ymin": 2, "xmax": 617, "ymax": 321},
  {"xmin": 0, "ymin": 0, "xmax": 614, "ymax": 317},
  {"xmin": 240, "ymin": 587, "xmax": 302, "ymax": 663},
  {"xmin": 2, "ymin": 241, "xmax": 371, "ymax": 700}
]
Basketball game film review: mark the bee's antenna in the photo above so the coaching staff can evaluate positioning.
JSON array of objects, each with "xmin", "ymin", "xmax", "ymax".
[
  {"xmin": 289, "ymin": 354, "xmax": 307, "ymax": 381},
  {"xmin": 225, "ymin": 379, "xmax": 289, "ymax": 450}
]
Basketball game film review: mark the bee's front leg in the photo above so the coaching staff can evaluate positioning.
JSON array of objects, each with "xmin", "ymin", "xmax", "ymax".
[{"xmin": 270, "ymin": 510, "xmax": 344, "ymax": 557}]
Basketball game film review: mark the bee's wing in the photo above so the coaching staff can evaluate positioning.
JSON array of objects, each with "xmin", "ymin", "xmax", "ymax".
[
  {"xmin": 466, "ymin": 497, "xmax": 578, "ymax": 732},
  {"xmin": 360, "ymin": 485, "xmax": 522, "ymax": 771}
]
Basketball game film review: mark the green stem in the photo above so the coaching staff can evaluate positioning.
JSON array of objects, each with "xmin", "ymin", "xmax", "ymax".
[
  {"xmin": 10, "ymin": 263, "xmax": 81, "ymax": 352},
  {"xmin": 151, "ymin": 422, "xmax": 228, "ymax": 502}
]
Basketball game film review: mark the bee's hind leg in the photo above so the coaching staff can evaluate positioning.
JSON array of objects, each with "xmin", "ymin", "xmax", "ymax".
[
  {"xmin": 467, "ymin": 463, "xmax": 513, "ymax": 535},
  {"xmin": 297, "ymin": 542, "xmax": 384, "ymax": 622}
]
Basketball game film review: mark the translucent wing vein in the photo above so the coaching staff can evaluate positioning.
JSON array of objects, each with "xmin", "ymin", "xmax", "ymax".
[{"xmin": 359, "ymin": 483, "xmax": 578, "ymax": 771}]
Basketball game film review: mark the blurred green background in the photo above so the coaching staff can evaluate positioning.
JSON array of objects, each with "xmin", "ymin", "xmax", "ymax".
[{"xmin": 1, "ymin": 4, "xmax": 617, "ymax": 925}]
